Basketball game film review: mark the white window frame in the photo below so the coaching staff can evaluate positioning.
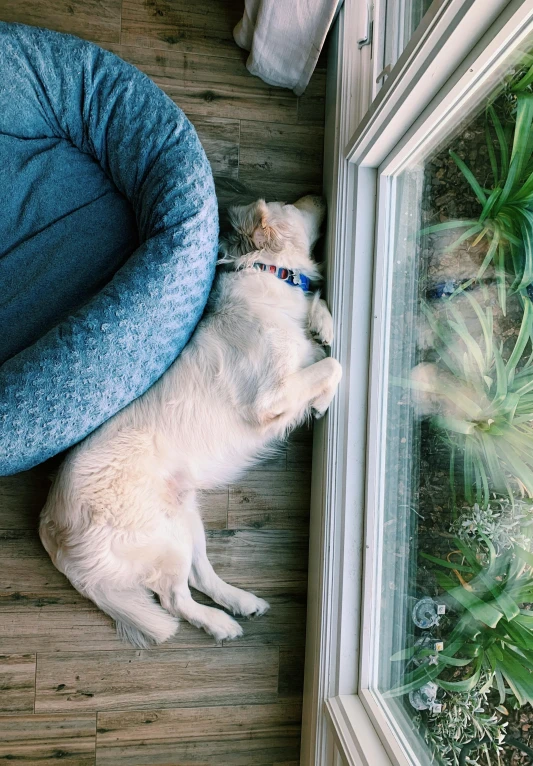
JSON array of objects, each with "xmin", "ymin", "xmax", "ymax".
[{"xmin": 301, "ymin": 1, "xmax": 533, "ymax": 764}]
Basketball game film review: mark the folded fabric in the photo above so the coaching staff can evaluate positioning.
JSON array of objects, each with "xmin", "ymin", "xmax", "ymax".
[
  {"xmin": 0, "ymin": 23, "xmax": 218, "ymax": 475},
  {"xmin": 234, "ymin": 0, "xmax": 341, "ymax": 95}
]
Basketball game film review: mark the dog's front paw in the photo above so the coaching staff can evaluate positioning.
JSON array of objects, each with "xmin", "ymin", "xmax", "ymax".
[
  {"xmin": 206, "ymin": 610, "xmax": 244, "ymax": 642},
  {"xmin": 309, "ymin": 297, "xmax": 334, "ymax": 346},
  {"xmin": 231, "ymin": 592, "xmax": 270, "ymax": 619},
  {"xmin": 312, "ymin": 358, "xmax": 342, "ymax": 417}
]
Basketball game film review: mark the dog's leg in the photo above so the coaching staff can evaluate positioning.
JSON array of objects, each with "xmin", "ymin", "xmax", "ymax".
[
  {"xmin": 308, "ymin": 293, "xmax": 334, "ymax": 346},
  {"xmin": 262, "ymin": 356, "xmax": 342, "ymax": 427},
  {"xmin": 188, "ymin": 511, "xmax": 270, "ymax": 618},
  {"xmin": 158, "ymin": 575, "xmax": 244, "ymax": 642}
]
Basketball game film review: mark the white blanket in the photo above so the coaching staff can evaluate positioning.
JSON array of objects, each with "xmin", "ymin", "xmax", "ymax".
[{"xmin": 234, "ymin": 0, "xmax": 341, "ymax": 96}]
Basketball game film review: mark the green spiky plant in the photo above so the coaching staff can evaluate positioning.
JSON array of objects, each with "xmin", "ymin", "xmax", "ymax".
[
  {"xmin": 410, "ymin": 291, "xmax": 533, "ymax": 505},
  {"xmin": 423, "ymin": 60, "xmax": 533, "ymax": 315},
  {"xmin": 387, "ymin": 534, "xmax": 533, "ymax": 707}
]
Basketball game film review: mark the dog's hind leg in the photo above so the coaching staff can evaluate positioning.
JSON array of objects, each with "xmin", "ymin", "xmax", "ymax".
[
  {"xmin": 187, "ymin": 510, "xmax": 270, "ymax": 619},
  {"xmin": 156, "ymin": 574, "xmax": 244, "ymax": 642}
]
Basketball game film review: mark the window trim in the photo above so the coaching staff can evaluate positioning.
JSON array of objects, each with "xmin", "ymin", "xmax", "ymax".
[{"xmin": 301, "ymin": 1, "xmax": 533, "ymax": 764}]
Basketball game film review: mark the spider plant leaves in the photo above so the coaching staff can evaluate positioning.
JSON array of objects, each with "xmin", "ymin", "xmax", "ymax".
[
  {"xmin": 512, "ymin": 61, "xmax": 533, "ymax": 93},
  {"xmin": 515, "ymin": 211, "xmax": 533, "ymax": 292},
  {"xmin": 495, "ymin": 651, "xmax": 533, "ymax": 705},
  {"xmin": 509, "ymin": 94, "xmax": 533, "ymax": 183},
  {"xmin": 390, "ymin": 646, "xmax": 417, "ymax": 661},
  {"xmin": 421, "ymin": 94, "xmax": 533, "ymax": 311},
  {"xmin": 449, "ymin": 151, "xmax": 487, "ymax": 206},
  {"xmin": 436, "ymin": 571, "xmax": 503, "ymax": 628},
  {"xmin": 436, "ymin": 654, "xmax": 474, "ymax": 668},
  {"xmin": 514, "ymin": 545, "xmax": 533, "ymax": 569},
  {"xmin": 436, "ymin": 656, "xmax": 483, "ymax": 693},
  {"xmin": 384, "ymin": 663, "xmax": 442, "ymax": 698},
  {"xmin": 515, "ymin": 609, "xmax": 533, "ymax": 629},
  {"xmin": 505, "ymin": 294, "xmax": 533, "ymax": 378},
  {"xmin": 488, "ymin": 105, "xmax": 509, "ymax": 178},
  {"xmin": 486, "ymin": 118, "xmax": 500, "ymax": 186},
  {"xmin": 419, "ymin": 551, "xmax": 474, "ymax": 573},
  {"xmin": 416, "ymin": 291, "xmax": 533, "ymax": 503},
  {"xmin": 421, "ymin": 220, "xmax": 481, "ymax": 236},
  {"xmin": 494, "ymin": 668, "xmax": 507, "ymax": 704}
]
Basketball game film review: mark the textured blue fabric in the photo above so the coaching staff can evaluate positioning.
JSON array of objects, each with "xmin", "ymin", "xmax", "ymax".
[{"xmin": 0, "ymin": 23, "xmax": 218, "ymax": 475}]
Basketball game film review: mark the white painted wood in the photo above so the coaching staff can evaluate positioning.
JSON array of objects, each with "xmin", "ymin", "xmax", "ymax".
[
  {"xmin": 345, "ymin": 0, "xmax": 512, "ymax": 166},
  {"xmin": 301, "ymin": 0, "xmax": 376, "ymax": 762},
  {"xmin": 326, "ymin": 696, "xmax": 397, "ymax": 766},
  {"xmin": 379, "ymin": 0, "xmax": 533, "ymax": 176}
]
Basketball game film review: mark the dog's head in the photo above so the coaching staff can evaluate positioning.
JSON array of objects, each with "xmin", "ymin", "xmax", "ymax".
[{"xmin": 219, "ymin": 195, "xmax": 326, "ymax": 275}]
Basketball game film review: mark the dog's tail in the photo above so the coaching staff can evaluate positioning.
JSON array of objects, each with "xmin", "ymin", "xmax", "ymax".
[{"xmin": 85, "ymin": 584, "xmax": 179, "ymax": 649}]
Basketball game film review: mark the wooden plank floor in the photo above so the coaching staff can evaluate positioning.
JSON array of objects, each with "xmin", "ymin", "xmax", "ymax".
[{"xmin": 0, "ymin": 1, "xmax": 326, "ymax": 763}]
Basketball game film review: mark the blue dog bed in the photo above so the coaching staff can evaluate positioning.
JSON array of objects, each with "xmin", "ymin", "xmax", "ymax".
[{"xmin": 0, "ymin": 23, "xmax": 218, "ymax": 475}]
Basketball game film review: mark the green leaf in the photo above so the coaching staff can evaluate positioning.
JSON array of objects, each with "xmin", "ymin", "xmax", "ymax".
[
  {"xmin": 516, "ymin": 611, "xmax": 533, "ymax": 629},
  {"xmin": 480, "ymin": 186, "xmax": 502, "ymax": 223},
  {"xmin": 444, "ymin": 223, "xmax": 484, "ymax": 253},
  {"xmin": 390, "ymin": 646, "xmax": 416, "ymax": 661},
  {"xmin": 506, "ymin": 294, "xmax": 533, "ymax": 378},
  {"xmin": 515, "ymin": 545, "xmax": 533, "ymax": 569},
  {"xmin": 450, "ymin": 150, "xmax": 487, "ymax": 205},
  {"xmin": 513, "ymin": 61, "xmax": 533, "ymax": 92},
  {"xmin": 419, "ymin": 551, "xmax": 474, "ymax": 573},
  {"xmin": 488, "ymin": 105, "xmax": 509, "ymax": 178},
  {"xmin": 442, "ymin": 581, "xmax": 503, "ymax": 628},
  {"xmin": 437, "ymin": 656, "xmax": 482, "ymax": 692},
  {"xmin": 498, "ymin": 651, "xmax": 533, "ymax": 705},
  {"xmin": 496, "ymin": 242, "xmax": 507, "ymax": 315},
  {"xmin": 475, "ymin": 230, "xmax": 500, "ymax": 283},
  {"xmin": 383, "ymin": 663, "xmax": 442, "ymax": 698},
  {"xmin": 510, "ymin": 94, "xmax": 533, "ymax": 181},
  {"xmin": 495, "ymin": 668, "xmax": 507, "ymax": 704},
  {"xmin": 485, "ymin": 115, "xmax": 499, "ymax": 185},
  {"xmin": 420, "ymin": 219, "xmax": 481, "ymax": 235},
  {"xmin": 516, "ymin": 211, "xmax": 533, "ymax": 292},
  {"xmin": 437, "ymin": 653, "xmax": 476, "ymax": 668}
]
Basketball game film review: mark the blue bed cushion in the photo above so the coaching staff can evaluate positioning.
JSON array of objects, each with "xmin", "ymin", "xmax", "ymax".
[{"xmin": 0, "ymin": 23, "xmax": 218, "ymax": 475}]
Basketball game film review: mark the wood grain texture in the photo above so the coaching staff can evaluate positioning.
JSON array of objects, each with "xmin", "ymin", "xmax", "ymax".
[
  {"xmin": 227, "ymin": 593, "xmax": 307, "ymax": 648},
  {"xmin": 0, "ymin": 606, "xmax": 218, "ymax": 654},
  {"xmin": 191, "ymin": 116, "xmax": 240, "ymax": 180},
  {"xmin": 0, "ymin": 654, "xmax": 36, "ymax": 715},
  {"xmin": 121, "ymin": 0, "xmax": 243, "ymax": 59},
  {"xmin": 0, "ymin": 713, "xmax": 96, "ymax": 764},
  {"xmin": 206, "ymin": 530, "xmax": 309, "ymax": 594},
  {"xmin": 97, "ymin": 735, "xmax": 300, "ymax": 766},
  {"xmin": 0, "ymin": 556, "xmax": 90, "ymax": 612},
  {"xmin": 0, "ymin": 467, "xmax": 51, "ymax": 530},
  {"xmin": 297, "ymin": 67, "xmax": 327, "ymax": 126},
  {"xmin": 96, "ymin": 702, "xmax": 301, "ymax": 766},
  {"xmin": 239, "ymin": 121, "xmax": 324, "ymax": 202},
  {"xmin": 104, "ymin": 43, "xmax": 298, "ymax": 124},
  {"xmin": 229, "ymin": 471, "xmax": 311, "ymax": 530},
  {"xmin": 35, "ymin": 647, "xmax": 279, "ymax": 713},
  {"xmin": 287, "ymin": 425, "xmax": 314, "ymax": 472},
  {"xmin": 278, "ymin": 648, "xmax": 306, "ymax": 700},
  {"xmin": 0, "ymin": 0, "xmax": 122, "ymax": 43},
  {"xmin": 198, "ymin": 487, "xmax": 228, "ymax": 529}
]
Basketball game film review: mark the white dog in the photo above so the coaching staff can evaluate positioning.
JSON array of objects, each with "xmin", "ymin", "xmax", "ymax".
[{"xmin": 39, "ymin": 195, "xmax": 342, "ymax": 647}]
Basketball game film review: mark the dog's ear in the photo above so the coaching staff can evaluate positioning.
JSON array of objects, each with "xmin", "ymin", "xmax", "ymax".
[
  {"xmin": 229, "ymin": 200, "xmax": 287, "ymax": 253},
  {"xmin": 250, "ymin": 200, "xmax": 276, "ymax": 249}
]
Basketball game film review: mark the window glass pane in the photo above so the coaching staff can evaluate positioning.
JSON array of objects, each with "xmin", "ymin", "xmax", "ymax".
[
  {"xmin": 382, "ymin": 0, "xmax": 434, "ymax": 80},
  {"xmin": 371, "ymin": 43, "xmax": 533, "ymax": 764}
]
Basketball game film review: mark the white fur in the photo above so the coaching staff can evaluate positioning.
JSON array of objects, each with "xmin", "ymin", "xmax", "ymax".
[{"xmin": 39, "ymin": 195, "xmax": 342, "ymax": 647}]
